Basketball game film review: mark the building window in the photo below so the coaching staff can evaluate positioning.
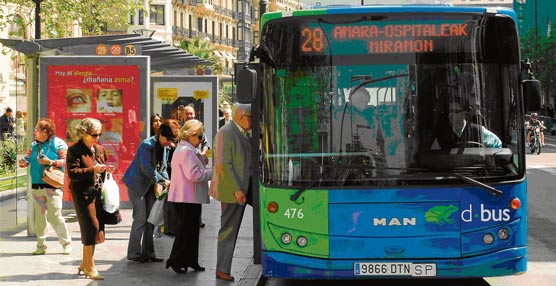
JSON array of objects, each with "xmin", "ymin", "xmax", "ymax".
[
  {"xmin": 139, "ymin": 10, "xmax": 144, "ymax": 25},
  {"xmin": 237, "ymin": 25, "xmax": 243, "ymax": 41},
  {"xmin": 129, "ymin": 12, "xmax": 134, "ymax": 25},
  {"xmin": 253, "ymin": 30, "xmax": 259, "ymax": 45},
  {"xmin": 150, "ymin": 4, "xmax": 165, "ymax": 25}
]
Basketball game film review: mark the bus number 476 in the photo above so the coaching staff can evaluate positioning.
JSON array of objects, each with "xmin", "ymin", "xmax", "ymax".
[{"xmin": 284, "ymin": 208, "xmax": 304, "ymax": 219}]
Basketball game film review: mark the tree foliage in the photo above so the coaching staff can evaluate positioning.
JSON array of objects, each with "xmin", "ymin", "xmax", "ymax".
[
  {"xmin": 177, "ymin": 37, "xmax": 223, "ymax": 74},
  {"xmin": 0, "ymin": 0, "xmax": 145, "ymax": 38},
  {"xmin": 521, "ymin": 24, "xmax": 556, "ymax": 99}
]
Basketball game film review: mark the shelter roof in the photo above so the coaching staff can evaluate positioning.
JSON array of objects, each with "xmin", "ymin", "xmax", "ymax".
[{"xmin": 0, "ymin": 34, "xmax": 211, "ymax": 71}]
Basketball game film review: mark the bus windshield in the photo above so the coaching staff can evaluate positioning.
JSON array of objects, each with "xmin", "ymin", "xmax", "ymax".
[{"xmin": 259, "ymin": 13, "xmax": 524, "ymax": 187}]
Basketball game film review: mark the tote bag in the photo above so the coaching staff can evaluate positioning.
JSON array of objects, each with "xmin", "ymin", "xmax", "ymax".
[{"xmin": 101, "ymin": 172, "xmax": 120, "ymax": 213}]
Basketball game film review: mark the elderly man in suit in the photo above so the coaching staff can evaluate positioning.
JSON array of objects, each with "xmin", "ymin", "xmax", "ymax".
[
  {"xmin": 122, "ymin": 120, "xmax": 179, "ymax": 263},
  {"xmin": 209, "ymin": 103, "xmax": 252, "ymax": 282},
  {"xmin": 218, "ymin": 106, "xmax": 232, "ymax": 129}
]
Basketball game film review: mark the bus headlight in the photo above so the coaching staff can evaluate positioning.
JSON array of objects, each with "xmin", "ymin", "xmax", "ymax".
[
  {"xmin": 483, "ymin": 233, "xmax": 494, "ymax": 245},
  {"xmin": 498, "ymin": 228, "xmax": 509, "ymax": 240},
  {"xmin": 281, "ymin": 233, "xmax": 292, "ymax": 244},
  {"xmin": 296, "ymin": 236, "xmax": 308, "ymax": 247}
]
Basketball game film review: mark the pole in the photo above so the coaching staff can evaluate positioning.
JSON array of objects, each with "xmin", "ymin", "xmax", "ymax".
[
  {"xmin": 260, "ymin": 0, "xmax": 266, "ymax": 19},
  {"xmin": 33, "ymin": 0, "xmax": 41, "ymax": 39},
  {"xmin": 534, "ymin": 0, "xmax": 538, "ymax": 38}
]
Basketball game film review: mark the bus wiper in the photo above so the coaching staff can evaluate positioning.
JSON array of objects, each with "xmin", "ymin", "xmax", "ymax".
[
  {"xmin": 290, "ymin": 178, "xmax": 319, "ymax": 202},
  {"xmin": 453, "ymin": 173, "xmax": 503, "ymax": 197}
]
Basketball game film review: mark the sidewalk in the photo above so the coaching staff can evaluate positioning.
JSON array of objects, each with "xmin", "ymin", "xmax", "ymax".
[{"xmin": 0, "ymin": 196, "xmax": 262, "ymax": 286}]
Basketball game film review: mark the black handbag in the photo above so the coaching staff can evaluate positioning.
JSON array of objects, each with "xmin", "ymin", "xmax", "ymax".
[{"xmin": 102, "ymin": 208, "xmax": 122, "ymax": 225}]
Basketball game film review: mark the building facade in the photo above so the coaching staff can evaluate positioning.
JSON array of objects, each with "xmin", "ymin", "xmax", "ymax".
[{"xmin": 127, "ymin": 0, "xmax": 300, "ymax": 69}]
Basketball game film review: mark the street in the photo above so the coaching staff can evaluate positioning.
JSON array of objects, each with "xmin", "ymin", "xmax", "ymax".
[
  {"xmin": 1, "ymin": 137, "xmax": 556, "ymax": 286},
  {"xmin": 262, "ymin": 136, "xmax": 556, "ymax": 286}
]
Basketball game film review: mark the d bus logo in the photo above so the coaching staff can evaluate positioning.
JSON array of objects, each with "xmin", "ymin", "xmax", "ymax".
[{"xmin": 461, "ymin": 204, "xmax": 510, "ymax": 222}]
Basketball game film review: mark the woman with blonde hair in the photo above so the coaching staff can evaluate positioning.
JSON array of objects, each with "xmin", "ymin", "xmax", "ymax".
[
  {"xmin": 165, "ymin": 119, "xmax": 212, "ymax": 273},
  {"xmin": 66, "ymin": 118, "xmax": 115, "ymax": 280}
]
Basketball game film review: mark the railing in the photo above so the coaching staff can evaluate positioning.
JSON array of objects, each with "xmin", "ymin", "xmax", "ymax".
[{"xmin": 0, "ymin": 171, "xmax": 27, "ymax": 192}]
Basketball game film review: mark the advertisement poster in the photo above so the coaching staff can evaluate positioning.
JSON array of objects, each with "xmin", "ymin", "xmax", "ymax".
[
  {"xmin": 151, "ymin": 76, "xmax": 218, "ymax": 166},
  {"xmin": 43, "ymin": 59, "xmax": 148, "ymax": 203}
]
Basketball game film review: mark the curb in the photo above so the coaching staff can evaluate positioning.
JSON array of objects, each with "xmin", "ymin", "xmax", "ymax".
[
  {"xmin": 238, "ymin": 259, "xmax": 264, "ymax": 286},
  {"xmin": 0, "ymin": 189, "xmax": 18, "ymax": 202}
]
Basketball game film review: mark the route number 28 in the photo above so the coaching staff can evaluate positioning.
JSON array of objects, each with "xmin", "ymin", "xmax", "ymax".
[
  {"xmin": 284, "ymin": 208, "xmax": 304, "ymax": 219},
  {"xmin": 301, "ymin": 28, "xmax": 324, "ymax": 52}
]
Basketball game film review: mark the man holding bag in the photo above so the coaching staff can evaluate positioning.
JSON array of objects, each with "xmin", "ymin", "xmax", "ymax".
[{"xmin": 122, "ymin": 120, "xmax": 179, "ymax": 263}]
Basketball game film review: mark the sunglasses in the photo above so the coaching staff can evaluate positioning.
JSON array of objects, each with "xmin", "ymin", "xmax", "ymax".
[
  {"xmin": 88, "ymin": 132, "xmax": 102, "ymax": 138},
  {"xmin": 197, "ymin": 134, "xmax": 204, "ymax": 140}
]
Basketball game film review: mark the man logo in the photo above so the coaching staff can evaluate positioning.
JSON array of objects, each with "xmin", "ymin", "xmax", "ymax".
[{"xmin": 373, "ymin": 217, "xmax": 416, "ymax": 226}]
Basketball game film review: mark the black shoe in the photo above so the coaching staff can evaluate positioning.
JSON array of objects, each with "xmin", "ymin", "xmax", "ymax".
[
  {"xmin": 166, "ymin": 264, "xmax": 187, "ymax": 274},
  {"xmin": 187, "ymin": 264, "xmax": 205, "ymax": 271},
  {"xmin": 140, "ymin": 257, "xmax": 164, "ymax": 263}
]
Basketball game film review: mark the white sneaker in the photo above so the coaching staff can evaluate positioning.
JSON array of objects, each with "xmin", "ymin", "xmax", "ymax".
[
  {"xmin": 63, "ymin": 244, "xmax": 72, "ymax": 255},
  {"xmin": 32, "ymin": 247, "xmax": 46, "ymax": 255}
]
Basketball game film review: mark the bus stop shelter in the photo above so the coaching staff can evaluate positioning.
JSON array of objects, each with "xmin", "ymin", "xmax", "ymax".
[{"xmin": 0, "ymin": 34, "xmax": 211, "ymax": 235}]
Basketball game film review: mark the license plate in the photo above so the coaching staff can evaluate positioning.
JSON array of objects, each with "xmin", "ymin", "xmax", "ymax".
[{"xmin": 354, "ymin": 262, "xmax": 436, "ymax": 277}]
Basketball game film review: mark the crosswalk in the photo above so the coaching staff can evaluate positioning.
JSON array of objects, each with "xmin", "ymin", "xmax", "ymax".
[{"xmin": 527, "ymin": 164, "xmax": 556, "ymax": 175}]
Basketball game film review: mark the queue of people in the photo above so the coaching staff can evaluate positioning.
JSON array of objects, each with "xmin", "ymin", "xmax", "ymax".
[{"xmin": 17, "ymin": 102, "xmax": 252, "ymax": 281}]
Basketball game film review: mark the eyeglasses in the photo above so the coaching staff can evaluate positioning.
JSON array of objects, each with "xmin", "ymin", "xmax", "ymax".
[
  {"xmin": 197, "ymin": 134, "xmax": 204, "ymax": 140},
  {"xmin": 88, "ymin": 132, "xmax": 102, "ymax": 138}
]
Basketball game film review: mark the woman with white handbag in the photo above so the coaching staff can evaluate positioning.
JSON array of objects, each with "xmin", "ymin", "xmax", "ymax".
[{"xmin": 66, "ymin": 118, "xmax": 115, "ymax": 280}]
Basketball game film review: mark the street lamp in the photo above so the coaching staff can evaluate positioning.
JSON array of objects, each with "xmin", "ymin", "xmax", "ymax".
[
  {"xmin": 534, "ymin": 0, "xmax": 538, "ymax": 38},
  {"xmin": 32, "ymin": 0, "xmax": 41, "ymax": 39}
]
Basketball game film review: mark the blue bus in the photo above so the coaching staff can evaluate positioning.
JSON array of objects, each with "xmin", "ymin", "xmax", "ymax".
[{"xmin": 239, "ymin": 3, "xmax": 541, "ymax": 279}]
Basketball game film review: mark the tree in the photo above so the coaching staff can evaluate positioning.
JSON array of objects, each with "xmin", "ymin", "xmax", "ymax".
[
  {"xmin": 177, "ymin": 37, "xmax": 223, "ymax": 74},
  {"xmin": 521, "ymin": 24, "xmax": 556, "ymax": 105},
  {"xmin": 0, "ymin": 0, "xmax": 145, "ymax": 38}
]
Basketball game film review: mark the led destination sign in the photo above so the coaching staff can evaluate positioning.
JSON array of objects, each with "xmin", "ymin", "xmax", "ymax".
[{"xmin": 301, "ymin": 22, "xmax": 470, "ymax": 54}]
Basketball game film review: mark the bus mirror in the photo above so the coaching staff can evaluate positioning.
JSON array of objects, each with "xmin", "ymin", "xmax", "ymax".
[
  {"xmin": 523, "ymin": 79, "xmax": 541, "ymax": 112},
  {"xmin": 236, "ymin": 66, "xmax": 257, "ymax": 104}
]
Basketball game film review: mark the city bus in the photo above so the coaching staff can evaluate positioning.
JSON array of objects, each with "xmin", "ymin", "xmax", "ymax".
[{"xmin": 238, "ymin": 3, "xmax": 541, "ymax": 279}]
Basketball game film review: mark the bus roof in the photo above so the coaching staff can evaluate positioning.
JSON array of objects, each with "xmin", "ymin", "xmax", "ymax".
[{"xmin": 260, "ymin": 5, "xmax": 517, "ymax": 28}]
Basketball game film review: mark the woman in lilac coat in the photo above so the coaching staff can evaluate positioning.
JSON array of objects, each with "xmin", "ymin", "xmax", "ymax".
[{"xmin": 165, "ymin": 119, "xmax": 213, "ymax": 273}]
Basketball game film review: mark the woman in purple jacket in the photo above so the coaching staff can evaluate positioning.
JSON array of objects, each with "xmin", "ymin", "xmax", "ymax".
[{"xmin": 165, "ymin": 119, "xmax": 213, "ymax": 273}]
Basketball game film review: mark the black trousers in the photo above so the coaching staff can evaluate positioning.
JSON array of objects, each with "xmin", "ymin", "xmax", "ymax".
[{"xmin": 166, "ymin": 202, "xmax": 201, "ymax": 268}]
